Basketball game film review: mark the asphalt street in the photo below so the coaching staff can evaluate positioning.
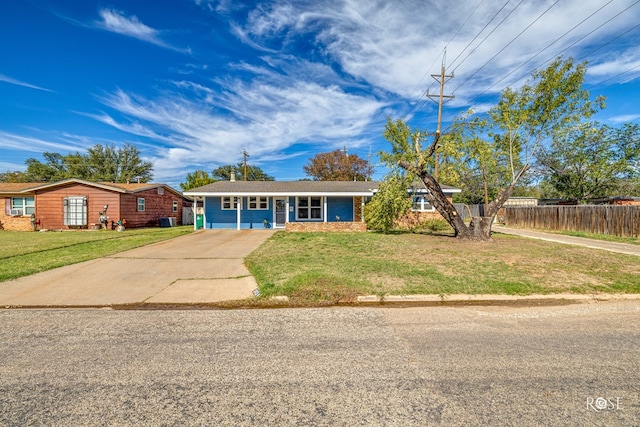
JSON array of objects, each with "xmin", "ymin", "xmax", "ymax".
[{"xmin": 1, "ymin": 302, "xmax": 638, "ymax": 426}]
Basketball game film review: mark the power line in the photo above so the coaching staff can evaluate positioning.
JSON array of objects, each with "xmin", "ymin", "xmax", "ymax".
[
  {"xmin": 401, "ymin": 48, "xmax": 445, "ymax": 118},
  {"xmin": 464, "ymin": 1, "xmax": 640, "ymax": 107},
  {"xmin": 449, "ymin": 0, "xmax": 518, "ymax": 71},
  {"xmin": 452, "ymin": 0, "xmax": 560, "ymax": 95},
  {"xmin": 592, "ymin": 62, "xmax": 640, "ymax": 88},
  {"xmin": 574, "ymin": 1, "xmax": 640, "ymax": 61},
  {"xmin": 445, "ymin": 0, "xmax": 485, "ymax": 49},
  {"xmin": 399, "ymin": 0, "xmax": 484, "ymax": 122},
  {"xmin": 466, "ymin": 0, "xmax": 615, "ymax": 103}
]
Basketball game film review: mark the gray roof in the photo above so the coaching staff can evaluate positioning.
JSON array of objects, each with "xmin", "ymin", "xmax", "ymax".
[{"xmin": 184, "ymin": 180, "xmax": 460, "ymax": 196}]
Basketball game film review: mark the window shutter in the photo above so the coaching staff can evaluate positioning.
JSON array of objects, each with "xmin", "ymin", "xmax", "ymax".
[{"xmin": 4, "ymin": 198, "xmax": 10, "ymax": 215}]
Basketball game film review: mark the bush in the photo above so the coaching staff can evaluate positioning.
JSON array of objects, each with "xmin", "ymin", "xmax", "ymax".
[{"xmin": 421, "ymin": 219, "xmax": 452, "ymax": 232}]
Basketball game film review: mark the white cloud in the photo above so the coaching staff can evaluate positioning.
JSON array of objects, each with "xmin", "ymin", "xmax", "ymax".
[
  {"xmin": 87, "ymin": 0, "xmax": 640, "ymax": 182},
  {"xmin": 94, "ymin": 61, "xmax": 386, "ymax": 179},
  {"xmin": 0, "ymin": 131, "xmax": 82, "ymax": 153},
  {"xmin": 235, "ymin": 0, "xmax": 640, "ymax": 99},
  {"xmin": 0, "ymin": 74, "xmax": 53, "ymax": 92},
  {"xmin": 96, "ymin": 8, "xmax": 185, "ymax": 52},
  {"xmin": 608, "ymin": 114, "xmax": 640, "ymax": 124},
  {"xmin": 0, "ymin": 161, "xmax": 27, "ymax": 172}
]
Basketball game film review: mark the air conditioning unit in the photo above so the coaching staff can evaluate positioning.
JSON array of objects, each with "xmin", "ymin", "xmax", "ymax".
[{"xmin": 10, "ymin": 209, "xmax": 23, "ymax": 216}]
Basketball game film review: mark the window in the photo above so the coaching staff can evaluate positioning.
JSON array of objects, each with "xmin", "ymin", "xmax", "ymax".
[
  {"xmin": 221, "ymin": 196, "xmax": 242, "ymax": 210},
  {"xmin": 172, "ymin": 201, "xmax": 179, "ymax": 212},
  {"xmin": 297, "ymin": 196, "xmax": 322, "ymax": 220},
  {"xmin": 63, "ymin": 196, "xmax": 87, "ymax": 226},
  {"xmin": 137, "ymin": 198, "xmax": 145, "ymax": 212},
  {"xmin": 412, "ymin": 195, "xmax": 434, "ymax": 212},
  {"xmin": 11, "ymin": 197, "xmax": 34, "ymax": 216},
  {"xmin": 248, "ymin": 196, "xmax": 269, "ymax": 210},
  {"xmin": 157, "ymin": 187, "xmax": 164, "ymax": 195}
]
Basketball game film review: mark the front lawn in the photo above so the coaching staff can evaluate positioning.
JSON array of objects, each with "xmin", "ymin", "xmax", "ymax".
[
  {"xmin": 245, "ymin": 231, "xmax": 640, "ymax": 302},
  {"xmin": 0, "ymin": 227, "xmax": 193, "ymax": 282}
]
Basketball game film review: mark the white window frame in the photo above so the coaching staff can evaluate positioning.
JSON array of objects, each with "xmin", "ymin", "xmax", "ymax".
[
  {"xmin": 63, "ymin": 196, "xmax": 87, "ymax": 226},
  {"xmin": 248, "ymin": 196, "xmax": 269, "ymax": 210},
  {"xmin": 137, "ymin": 198, "xmax": 146, "ymax": 212},
  {"xmin": 11, "ymin": 197, "xmax": 35, "ymax": 216},
  {"xmin": 412, "ymin": 195, "xmax": 435, "ymax": 212},
  {"xmin": 221, "ymin": 196, "xmax": 242, "ymax": 210},
  {"xmin": 296, "ymin": 196, "xmax": 323, "ymax": 221},
  {"xmin": 172, "ymin": 201, "xmax": 179, "ymax": 212}
]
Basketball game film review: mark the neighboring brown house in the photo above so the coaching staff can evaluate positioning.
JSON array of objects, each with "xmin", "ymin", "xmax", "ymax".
[{"xmin": 1, "ymin": 179, "xmax": 185, "ymax": 231}]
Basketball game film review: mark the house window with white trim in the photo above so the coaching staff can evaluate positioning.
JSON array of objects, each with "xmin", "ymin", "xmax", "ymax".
[
  {"xmin": 297, "ymin": 196, "xmax": 322, "ymax": 220},
  {"xmin": 63, "ymin": 196, "xmax": 87, "ymax": 226},
  {"xmin": 221, "ymin": 196, "xmax": 242, "ymax": 210},
  {"xmin": 137, "ymin": 198, "xmax": 145, "ymax": 212},
  {"xmin": 248, "ymin": 196, "xmax": 268, "ymax": 210},
  {"xmin": 11, "ymin": 197, "xmax": 35, "ymax": 216},
  {"xmin": 412, "ymin": 195, "xmax": 434, "ymax": 212},
  {"xmin": 172, "ymin": 201, "xmax": 179, "ymax": 212}
]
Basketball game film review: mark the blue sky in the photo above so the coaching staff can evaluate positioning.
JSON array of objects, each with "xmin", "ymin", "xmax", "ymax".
[{"xmin": 1, "ymin": 0, "xmax": 639, "ymax": 188}]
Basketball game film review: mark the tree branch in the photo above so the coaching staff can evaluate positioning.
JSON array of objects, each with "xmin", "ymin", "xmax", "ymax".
[{"xmin": 486, "ymin": 164, "xmax": 530, "ymax": 217}]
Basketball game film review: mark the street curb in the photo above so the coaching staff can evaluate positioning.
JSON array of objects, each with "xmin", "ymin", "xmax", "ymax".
[{"xmin": 356, "ymin": 293, "xmax": 640, "ymax": 303}]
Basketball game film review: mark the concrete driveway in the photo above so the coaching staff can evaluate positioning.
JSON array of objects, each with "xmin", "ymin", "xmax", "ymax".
[{"xmin": 0, "ymin": 230, "xmax": 274, "ymax": 307}]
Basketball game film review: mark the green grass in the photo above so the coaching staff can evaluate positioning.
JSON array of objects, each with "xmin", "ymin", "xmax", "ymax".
[
  {"xmin": 245, "ymin": 231, "xmax": 640, "ymax": 302},
  {"xmin": 555, "ymin": 230, "xmax": 639, "ymax": 245},
  {"xmin": 0, "ymin": 227, "xmax": 193, "ymax": 282}
]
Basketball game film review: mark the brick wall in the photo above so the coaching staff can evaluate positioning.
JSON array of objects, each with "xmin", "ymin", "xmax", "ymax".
[
  {"xmin": 121, "ymin": 189, "xmax": 184, "ymax": 228},
  {"xmin": 395, "ymin": 210, "xmax": 444, "ymax": 229},
  {"xmin": 285, "ymin": 222, "xmax": 367, "ymax": 232},
  {"xmin": 0, "ymin": 213, "xmax": 33, "ymax": 231}
]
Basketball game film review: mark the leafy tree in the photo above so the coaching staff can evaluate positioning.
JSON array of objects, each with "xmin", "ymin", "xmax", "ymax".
[
  {"xmin": 0, "ymin": 171, "xmax": 29, "ymax": 183},
  {"xmin": 24, "ymin": 153, "xmax": 69, "ymax": 181},
  {"xmin": 212, "ymin": 163, "xmax": 275, "ymax": 181},
  {"xmin": 537, "ymin": 122, "xmax": 640, "ymax": 202},
  {"xmin": 364, "ymin": 175, "xmax": 412, "ymax": 233},
  {"xmin": 180, "ymin": 169, "xmax": 215, "ymax": 191},
  {"xmin": 22, "ymin": 143, "xmax": 153, "ymax": 183},
  {"xmin": 86, "ymin": 143, "xmax": 153, "ymax": 183},
  {"xmin": 303, "ymin": 148, "xmax": 373, "ymax": 181},
  {"xmin": 383, "ymin": 57, "xmax": 603, "ymax": 241}
]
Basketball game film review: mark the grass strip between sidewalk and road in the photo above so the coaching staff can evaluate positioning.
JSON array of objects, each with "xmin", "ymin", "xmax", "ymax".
[
  {"xmin": 245, "ymin": 231, "xmax": 640, "ymax": 304},
  {"xmin": 0, "ymin": 227, "xmax": 193, "ymax": 282},
  {"xmin": 555, "ymin": 230, "xmax": 640, "ymax": 245}
]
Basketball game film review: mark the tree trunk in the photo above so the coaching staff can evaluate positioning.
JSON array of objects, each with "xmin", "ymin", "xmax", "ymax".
[
  {"xmin": 397, "ymin": 160, "xmax": 529, "ymax": 242},
  {"xmin": 459, "ymin": 216, "xmax": 494, "ymax": 241}
]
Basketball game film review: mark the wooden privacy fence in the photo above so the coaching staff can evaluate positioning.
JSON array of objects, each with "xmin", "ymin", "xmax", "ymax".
[{"xmin": 504, "ymin": 205, "xmax": 640, "ymax": 237}]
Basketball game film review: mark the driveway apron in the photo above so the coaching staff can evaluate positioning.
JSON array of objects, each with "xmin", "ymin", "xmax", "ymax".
[{"xmin": 0, "ymin": 230, "xmax": 274, "ymax": 306}]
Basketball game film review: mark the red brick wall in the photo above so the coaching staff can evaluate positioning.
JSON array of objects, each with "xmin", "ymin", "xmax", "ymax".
[
  {"xmin": 0, "ymin": 212, "xmax": 32, "ymax": 231},
  {"xmin": 285, "ymin": 222, "xmax": 367, "ymax": 232},
  {"xmin": 120, "ymin": 188, "xmax": 184, "ymax": 228}
]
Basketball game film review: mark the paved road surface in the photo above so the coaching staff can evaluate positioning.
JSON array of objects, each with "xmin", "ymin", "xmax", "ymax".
[{"xmin": 1, "ymin": 302, "xmax": 638, "ymax": 426}]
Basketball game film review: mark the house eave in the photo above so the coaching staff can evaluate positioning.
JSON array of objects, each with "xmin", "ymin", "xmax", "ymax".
[{"xmin": 184, "ymin": 191, "xmax": 375, "ymax": 197}]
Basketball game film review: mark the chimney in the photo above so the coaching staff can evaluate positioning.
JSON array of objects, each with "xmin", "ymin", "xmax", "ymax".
[{"xmin": 230, "ymin": 172, "xmax": 236, "ymax": 182}]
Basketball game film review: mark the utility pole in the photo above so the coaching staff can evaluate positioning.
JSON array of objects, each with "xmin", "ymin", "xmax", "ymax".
[
  {"xmin": 242, "ymin": 149, "xmax": 249, "ymax": 181},
  {"xmin": 426, "ymin": 49, "xmax": 454, "ymax": 181}
]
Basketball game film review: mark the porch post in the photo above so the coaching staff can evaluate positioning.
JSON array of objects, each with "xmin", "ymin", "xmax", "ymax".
[
  {"xmin": 236, "ymin": 196, "xmax": 241, "ymax": 230},
  {"xmin": 323, "ymin": 197, "xmax": 327, "ymax": 223},
  {"xmin": 361, "ymin": 197, "xmax": 365, "ymax": 222},
  {"xmin": 285, "ymin": 197, "xmax": 290, "ymax": 223},
  {"xmin": 192, "ymin": 197, "xmax": 197, "ymax": 231}
]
